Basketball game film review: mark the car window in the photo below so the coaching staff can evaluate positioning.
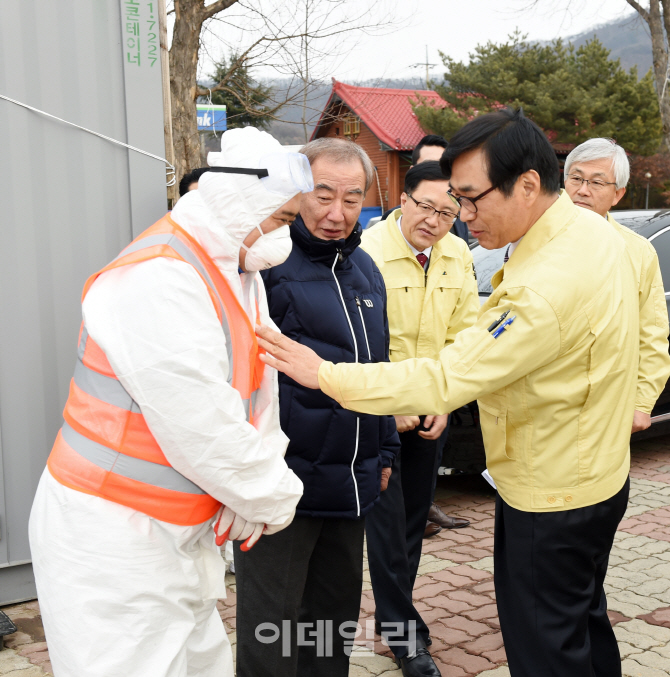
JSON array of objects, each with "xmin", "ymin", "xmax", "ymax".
[
  {"xmin": 648, "ymin": 228, "xmax": 670, "ymax": 317},
  {"xmin": 613, "ymin": 209, "xmax": 670, "ymax": 236},
  {"xmin": 472, "ymin": 246, "xmax": 506, "ymax": 295}
]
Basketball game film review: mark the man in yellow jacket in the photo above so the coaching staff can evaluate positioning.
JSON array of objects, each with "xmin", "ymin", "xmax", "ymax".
[
  {"xmin": 361, "ymin": 161, "xmax": 478, "ymax": 675},
  {"xmin": 564, "ymin": 137, "xmax": 670, "ymax": 434},
  {"xmin": 256, "ymin": 109, "xmax": 668, "ymax": 677}
]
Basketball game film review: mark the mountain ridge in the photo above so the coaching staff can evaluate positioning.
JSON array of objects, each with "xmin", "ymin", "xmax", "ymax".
[
  {"xmin": 265, "ymin": 13, "xmax": 655, "ymax": 144},
  {"xmin": 558, "ymin": 11, "xmax": 652, "ymax": 75}
]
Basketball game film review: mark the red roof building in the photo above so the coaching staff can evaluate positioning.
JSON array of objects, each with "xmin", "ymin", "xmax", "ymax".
[
  {"xmin": 311, "ymin": 81, "xmax": 577, "ymax": 225},
  {"xmin": 311, "ymin": 80, "xmax": 447, "ymax": 219}
]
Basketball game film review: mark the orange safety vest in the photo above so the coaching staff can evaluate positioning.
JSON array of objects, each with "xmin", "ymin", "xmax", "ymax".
[{"xmin": 47, "ymin": 214, "xmax": 266, "ymax": 526}]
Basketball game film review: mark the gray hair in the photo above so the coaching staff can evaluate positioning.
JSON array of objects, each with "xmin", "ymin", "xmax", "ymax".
[
  {"xmin": 300, "ymin": 138, "xmax": 374, "ymax": 194},
  {"xmin": 564, "ymin": 138, "xmax": 630, "ymax": 189}
]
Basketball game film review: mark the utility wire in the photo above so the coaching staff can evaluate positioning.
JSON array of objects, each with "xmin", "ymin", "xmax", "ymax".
[{"xmin": 0, "ymin": 93, "xmax": 176, "ymax": 186}]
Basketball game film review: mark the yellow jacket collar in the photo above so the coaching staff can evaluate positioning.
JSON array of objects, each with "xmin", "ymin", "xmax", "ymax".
[
  {"xmin": 506, "ymin": 191, "xmax": 573, "ymax": 269},
  {"xmin": 381, "ymin": 208, "xmax": 462, "ymax": 263},
  {"xmin": 491, "ymin": 191, "xmax": 572, "ymax": 289}
]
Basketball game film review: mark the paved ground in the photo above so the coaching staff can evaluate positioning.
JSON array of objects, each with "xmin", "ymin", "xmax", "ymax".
[{"xmin": 4, "ymin": 435, "xmax": 670, "ymax": 676}]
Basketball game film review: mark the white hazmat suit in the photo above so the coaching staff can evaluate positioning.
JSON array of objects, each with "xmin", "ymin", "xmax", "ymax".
[{"xmin": 29, "ymin": 128, "xmax": 305, "ymax": 677}]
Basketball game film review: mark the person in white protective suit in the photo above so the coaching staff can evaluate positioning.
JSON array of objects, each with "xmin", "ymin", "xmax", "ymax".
[{"xmin": 29, "ymin": 127, "xmax": 312, "ymax": 677}]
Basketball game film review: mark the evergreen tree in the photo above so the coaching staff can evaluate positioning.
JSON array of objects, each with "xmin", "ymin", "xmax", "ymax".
[
  {"xmin": 415, "ymin": 33, "xmax": 662, "ymax": 156},
  {"xmin": 206, "ymin": 55, "xmax": 276, "ymax": 130}
]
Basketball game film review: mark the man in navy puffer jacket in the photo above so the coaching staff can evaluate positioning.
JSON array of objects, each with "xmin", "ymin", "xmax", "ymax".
[{"xmin": 234, "ymin": 138, "xmax": 400, "ymax": 677}]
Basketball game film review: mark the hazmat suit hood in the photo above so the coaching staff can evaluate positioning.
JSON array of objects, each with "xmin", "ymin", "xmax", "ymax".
[{"xmin": 171, "ymin": 127, "xmax": 312, "ymax": 276}]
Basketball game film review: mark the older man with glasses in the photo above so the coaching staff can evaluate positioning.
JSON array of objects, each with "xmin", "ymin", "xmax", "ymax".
[
  {"xmin": 563, "ymin": 137, "xmax": 670, "ymax": 434},
  {"xmin": 360, "ymin": 161, "xmax": 478, "ymax": 676}
]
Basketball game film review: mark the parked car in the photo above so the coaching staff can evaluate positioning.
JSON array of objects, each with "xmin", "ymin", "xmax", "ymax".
[{"xmin": 439, "ymin": 209, "xmax": 670, "ymax": 476}]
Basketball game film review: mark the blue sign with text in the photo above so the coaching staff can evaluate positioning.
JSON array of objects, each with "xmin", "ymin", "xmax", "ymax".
[{"xmin": 197, "ymin": 105, "xmax": 227, "ymax": 132}]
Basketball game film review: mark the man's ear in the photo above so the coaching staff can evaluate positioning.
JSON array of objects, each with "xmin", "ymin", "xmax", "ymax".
[
  {"xmin": 518, "ymin": 169, "xmax": 542, "ymax": 200},
  {"xmin": 611, "ymin": 186, "xmax": 626, "ymax": 209},
  {"xmin": 400, "ymin": 192, "xmax": 408, "ymax": 210}
]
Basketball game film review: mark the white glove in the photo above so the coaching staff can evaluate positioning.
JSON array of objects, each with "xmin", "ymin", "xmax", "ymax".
[
  {"xmin": 214, "ymin": 506, "xmax": 264, "ymax": 551},
  {"xmin": 263, "ymin": 509, "xmax": 296, "ymax": 536}
]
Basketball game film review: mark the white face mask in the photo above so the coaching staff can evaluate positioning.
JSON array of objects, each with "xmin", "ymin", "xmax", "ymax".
[{"xmin": 241, "ymin": 224, "xmax": 293, "ymax": 272}]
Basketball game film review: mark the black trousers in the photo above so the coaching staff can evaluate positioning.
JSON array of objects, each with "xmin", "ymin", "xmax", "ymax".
[
  {"xmin": 494, "ymin": 478, "xmax": 630, "ymax": 677},
  {"xmin": 365, "ymin": 424, "xmax": 442, "ymax": 658},
  {"xmin": 234, "ymin": 516, "xmax": 365, "ymax": 677}
]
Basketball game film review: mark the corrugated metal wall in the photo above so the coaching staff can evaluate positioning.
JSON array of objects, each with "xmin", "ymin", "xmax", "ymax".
[{"xmin": 0, "ymin": 0, "xmax": 168, "ymax": 603}]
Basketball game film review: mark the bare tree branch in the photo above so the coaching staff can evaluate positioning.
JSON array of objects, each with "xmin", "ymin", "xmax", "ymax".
[
  {"xmin": 661, "ymin": 0, "xmax": 670, "ymax": 51},
  {"xmin": 625, "ymin": 0, "xmax": 651, "ymax": 22},
  {"xmin": 196, "ymin": 42, "xmax": 262, "ymax": 96},
  {"xmin": 203, "ymin": 0, "xmax": 238, "ymax": 21},
  {"xmin": 201, "ymin": 83, "xmax": 286, "ymax": 119},
  {"xmin": 170, "ymin": 0, "xmax": 402, "ymax": 176}
]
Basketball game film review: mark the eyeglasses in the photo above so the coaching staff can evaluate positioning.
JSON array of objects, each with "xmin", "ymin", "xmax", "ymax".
[
  {"xmin": 566, "ymin": 175, "xmax": 616, "ymax": 192},
  {"xmin": 447, "ymin": 185, "xmax": 496, "ymax": 214},
  {"xmin": 407, "ymin": 194, "xmax": 458, "ymax": 224}
]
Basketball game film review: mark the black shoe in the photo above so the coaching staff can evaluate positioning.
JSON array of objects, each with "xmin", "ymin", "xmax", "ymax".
[
  {"xmin": 374, "ymin": 619, "xmax": 431, "ymax": 647},
  {"xmin": 424, "ymin": 521, "xmax": 443, "ymax": 538},
  {"xmin": 395, "ymin": 648, "xmax": 441, "ymax": 676},
  {"xmin": 427, "ymin": 503, "xmax": 470, "ymax": 529}
]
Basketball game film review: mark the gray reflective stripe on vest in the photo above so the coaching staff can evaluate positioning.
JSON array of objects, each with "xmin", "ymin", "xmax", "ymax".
[
  {"xmin": 253, "ymin": 277, "xmax": 260, "ymax": 305},
  {"xmin": 249, "ymin": 278, "xmax": 261, "ymax": 419},
  {"xmin": 116, "ymin": 233, "xmax": 234, "ymax": 384},
  {"xmin": 74, "ymin": 358, "xmax": 141, "ymax": 413},
  {"xmin": 78, "ymin": 326, "xmax": 89, "ymax": 361},
  {"xmin": 76, "ymin": 346, "xmax": 256, "ymax": 422},
  {"xmin": 118, "ymin": 234, "xmax": 225, "ymax": 320},
  {"xmin": 240, "ymin": 391, "xmax": 260, "ymax": 422},
  {"xmin": 61, "ymin": 422, "xmax": 207, "ymax": 495}
]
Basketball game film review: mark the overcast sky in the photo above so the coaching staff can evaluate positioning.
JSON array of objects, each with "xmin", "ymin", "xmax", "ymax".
[
  {"xmin": 333, "ymin": 0, "xmax": 638, "ymax": 82},
  {"xmin": 194, "ymin": 0, "xmax": 641, "ymax": 84}
]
